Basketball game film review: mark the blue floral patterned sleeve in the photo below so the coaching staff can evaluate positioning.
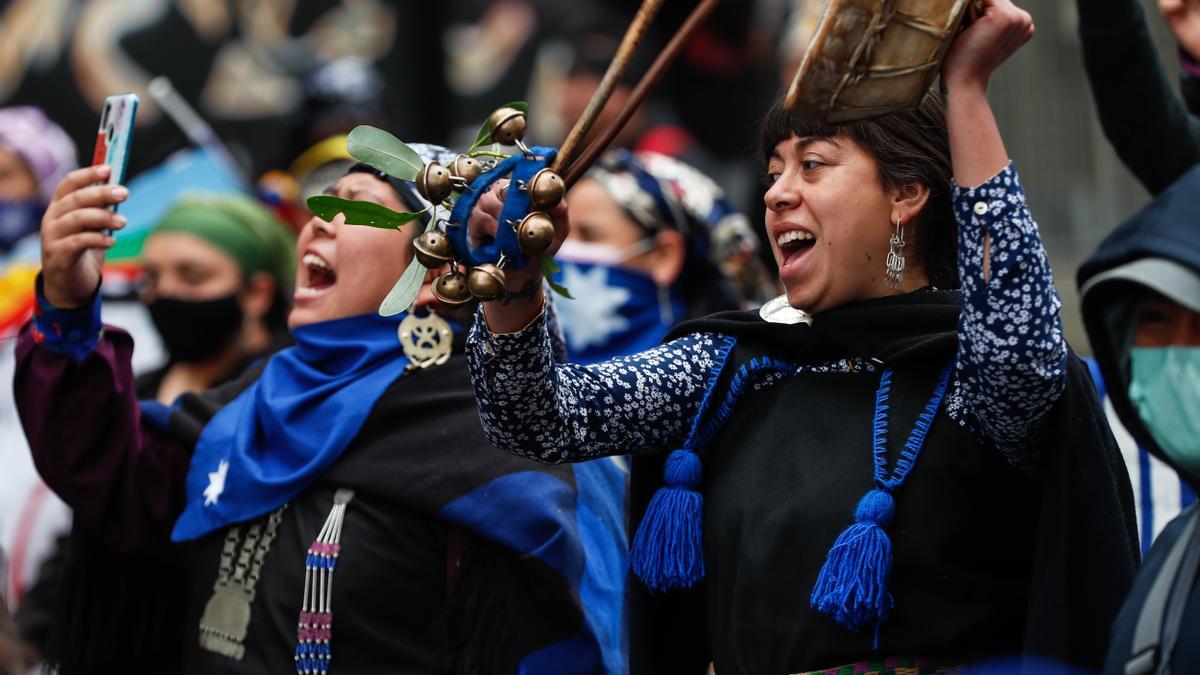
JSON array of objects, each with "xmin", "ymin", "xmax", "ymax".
[
  {"xmin": 466, "ymin": 163, "xmax": 1065, "ymax": 470},
  {"xmin": 947, "ymin": 162, "xmax": 1067, "ymax": 472},
  {"xmin": 466, "ymin": 305, "xmax": 734, "ymax": 462}
]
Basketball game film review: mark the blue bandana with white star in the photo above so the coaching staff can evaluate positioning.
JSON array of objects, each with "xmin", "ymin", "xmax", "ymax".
[
  {"xmin": 170, "ymin": 311, "xmax": 412, "ymax": 541},
  {"xmin": 553, "ymin": 260, "xmax": 686, "ymax": 365}
]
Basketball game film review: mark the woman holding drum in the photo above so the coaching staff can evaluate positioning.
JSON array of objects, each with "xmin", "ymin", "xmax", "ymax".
[{"xmin": 465, "ymin": 0, "xmax": 1137, "ymax": 672}]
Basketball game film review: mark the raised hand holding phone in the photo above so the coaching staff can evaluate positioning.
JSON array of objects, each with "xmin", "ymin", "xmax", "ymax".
[
  {"xmin": 92, "ymin": 93, "xmax": 138, "ymax": 233},
  {"xmin": 39, "ymin": 94, "xmax": 138, "ymax": 309}
]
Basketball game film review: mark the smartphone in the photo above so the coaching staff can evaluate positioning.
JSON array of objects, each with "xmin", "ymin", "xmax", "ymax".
[{"xmin": 92, "ymin": 93, "xmax": 139, "ymax": 231}]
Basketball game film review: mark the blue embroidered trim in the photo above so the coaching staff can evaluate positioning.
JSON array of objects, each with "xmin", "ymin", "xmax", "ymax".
[
  {"xmin": 875, "ymin": 365, "xmax": 952, "ymax": 490},
  {"xmin": 693, "ymin": 356, "xmax": 797, "ymax": 450},
  {"xmin": 30, "ymin": 274, "xmax": 103, "ymax": 362},
  {"xmin": 680, "ymin": 335, "xmax": 739, "ymax": 450}
]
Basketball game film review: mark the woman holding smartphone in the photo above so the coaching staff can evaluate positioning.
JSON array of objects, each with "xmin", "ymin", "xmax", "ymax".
[{"xmin": 15, "ymin": 147, "xmax": 627, "ymax": 674}]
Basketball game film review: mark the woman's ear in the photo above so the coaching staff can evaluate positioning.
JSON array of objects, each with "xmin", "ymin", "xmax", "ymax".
[
  {"xmin": 241, "ymin": 272, "xmax": 277, "ymax": 321},
  {"xmin": 647, "ymin": 229, "xmax": 687, "ymax": 288},
  {"xmin": 890, "ymin": 181, "xmax": 932, "ymax": 227}
]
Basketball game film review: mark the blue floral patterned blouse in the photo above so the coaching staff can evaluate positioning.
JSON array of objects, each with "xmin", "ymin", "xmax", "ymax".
[{"xmin": 466, "ymin": 163, "xmax": 1067, "ymax": 474}]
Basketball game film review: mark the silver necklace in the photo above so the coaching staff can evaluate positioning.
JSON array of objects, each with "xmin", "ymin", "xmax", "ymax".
[{"xmin": 198, "ymin": 504, "xmax": 288, "ymax": 660}]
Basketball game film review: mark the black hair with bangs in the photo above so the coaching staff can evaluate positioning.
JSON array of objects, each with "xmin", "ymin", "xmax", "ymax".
[{"xmin": 758, "ymin": 90, "xmax": 959, "ymax": 289}]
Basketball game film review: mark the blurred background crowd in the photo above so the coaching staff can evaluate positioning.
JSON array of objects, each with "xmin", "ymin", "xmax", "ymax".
[
  {"xmin": 0, "ymin": 0, "xmax": 1177, "ymax": 343},
  {"xmin": 0, "ymin": 0, "xmax": 1192, "ymax": 671}
]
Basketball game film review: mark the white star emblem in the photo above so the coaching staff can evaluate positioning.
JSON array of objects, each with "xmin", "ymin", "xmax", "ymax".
[
  {"xmin": 204, "ymin": 460, "xmax": 229, "ymax": 507},
  {"xmin": 555, "ymin": 265, "xmax": 631, "ymax": 353}
]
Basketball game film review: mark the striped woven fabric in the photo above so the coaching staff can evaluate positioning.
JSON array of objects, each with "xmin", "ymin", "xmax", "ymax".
[{"xmin": 795, "ymin": 657, "xmax": 965, "ymax": 675}]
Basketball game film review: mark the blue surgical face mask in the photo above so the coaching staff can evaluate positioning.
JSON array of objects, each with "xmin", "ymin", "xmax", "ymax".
[
  {"xmin": 0, "ymin": 199, "xmax": 43, "ymax": 253},
  {"xmin": 552, "ymin": 239, "xmax": 685, "ymax": 365},
  {"xmin": 1128, "ymin": 346, "xmax": 1200, "ymax": 480}
]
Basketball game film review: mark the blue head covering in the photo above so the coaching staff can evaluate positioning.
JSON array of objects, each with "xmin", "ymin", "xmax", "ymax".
[{"xmin": 583, "ymin": 150, "xmax": 777, "ymax": 310}]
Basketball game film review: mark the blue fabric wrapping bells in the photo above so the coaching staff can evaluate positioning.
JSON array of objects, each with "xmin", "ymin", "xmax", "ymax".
[{"xmin": 447, "ymin": 146, "xmax": 558, "ymax": 269}]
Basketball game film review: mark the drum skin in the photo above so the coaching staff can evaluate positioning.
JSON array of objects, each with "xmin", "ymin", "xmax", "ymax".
[{"xmin": 786, "ymin": 0, "xmax": 977, "ymax": 122}]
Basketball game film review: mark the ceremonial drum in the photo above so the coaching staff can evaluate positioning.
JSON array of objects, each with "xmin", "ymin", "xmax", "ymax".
[{"xmin": 786, "ymin": 0, "xmax": 978, "ymax": 122}]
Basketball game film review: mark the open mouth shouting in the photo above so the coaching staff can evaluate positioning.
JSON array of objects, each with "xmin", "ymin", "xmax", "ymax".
[
  {"xmin": 295, "ymin": 251, "xmax": 337, "ymax": 301},
  {"xmin": 776, "ymin": 227, "xmax": 817, "ymax": 271}
]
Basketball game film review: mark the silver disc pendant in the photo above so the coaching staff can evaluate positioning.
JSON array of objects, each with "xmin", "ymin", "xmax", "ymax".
[
  {"xmin": 198, "ymin": 581, "xmax": 253, "ymax": 660},
  {"xmin": 759, "ymin": 295, "xmax": 813, "ymax": 326},
  {"xmin": 398, "ymin": 311, "xmax": 453, "ymax": 369}
]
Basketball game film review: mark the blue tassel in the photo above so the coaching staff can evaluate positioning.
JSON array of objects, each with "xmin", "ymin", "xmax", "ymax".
[
  {"xmin": 630, "ymin": 449, "xmax": 705, "ymax": 591},
  {"xmin": 810, "ymin": 488, "xmax": 896, "ymax": 633}
]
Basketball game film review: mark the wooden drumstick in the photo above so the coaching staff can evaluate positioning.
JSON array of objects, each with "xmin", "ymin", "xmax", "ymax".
[
  {"xmin": 549, "ymin": 0, "xmax": 665, "ymax": 174},
  {"xmin": 562, "ymin": 0, "xmax": 722, "ymax": 188}
]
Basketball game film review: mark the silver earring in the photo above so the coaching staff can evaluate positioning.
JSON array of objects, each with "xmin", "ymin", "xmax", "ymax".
[{"xmin": 884, "ymin": 218, "xmax": 905, "ymax": 290}]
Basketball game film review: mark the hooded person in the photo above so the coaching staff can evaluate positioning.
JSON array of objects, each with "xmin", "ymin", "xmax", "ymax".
[
  {"xmin": 1079, "ymin": 165, "xmax": 1200, "ymax": 675},
  {"xmin": 15, "ymin": 144, "xmax": 627, "ymax": 674},
  {"xmin": 554, "ymin": 149, "xmax": 776, "ymax": 365}
]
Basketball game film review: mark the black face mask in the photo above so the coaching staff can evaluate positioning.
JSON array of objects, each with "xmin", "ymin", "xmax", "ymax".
[
  {"xmin": 148, "ymin": 294, "xmax": 244, "ymax": 363},
  {"xmin": 0, "ymin": 199, "xmax": 43, "ymax": 253}
]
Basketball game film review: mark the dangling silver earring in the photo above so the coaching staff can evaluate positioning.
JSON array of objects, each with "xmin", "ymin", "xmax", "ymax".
[{"xmin": 884, "ymin": 218, "xmax": 905, "ymax": 290}]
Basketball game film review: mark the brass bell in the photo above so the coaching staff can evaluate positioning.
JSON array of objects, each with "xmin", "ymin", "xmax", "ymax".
[
  {"xmin": 528, "ymin": 168, "xmax": 565, "ymax": 211},
  {"xmin": 467, "ymin": 263, "xmax": 507, "ymax": 302},
  {"xmin": 432, "ymin": 270, "xmax": 472, "ymax": 306},
  {"xmin": 517, "ymin": 212, "xmax": 555, "ymax": 256},
  {"xmin": 416, "ymin": 162, "xmax": 452, "ymax": 204},
  {"xmin": 413, "ymin": 230, "xmax": 454, "ymax": 268},
  {"xmin": 488, "ymin": 107, "xmax": 527, "ymax": 146},
  {"xmin": 451, "ymin": 155, "xmax": 483, "ymax": 184}
]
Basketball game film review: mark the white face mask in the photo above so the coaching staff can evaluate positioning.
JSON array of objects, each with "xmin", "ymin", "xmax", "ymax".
[{"xmin": 556, "ymin": 238, "xmax": 657, "ymax": 267}]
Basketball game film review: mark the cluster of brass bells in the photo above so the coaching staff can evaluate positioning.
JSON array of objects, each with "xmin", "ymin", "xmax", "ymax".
[
  {"xmin": 415, "ymin": 155, "xmax": 487, "ymax": 205},
  {"xmin": 426, "ymin": 106, "xmax": 562, "ymax": 306},
  {"xmin": 510, "ymin": 169, "xmax": 563, "ymax": 257},
  {"xmin": 430, "ymin": 263, "xmax": 508, "ymax": 306}
]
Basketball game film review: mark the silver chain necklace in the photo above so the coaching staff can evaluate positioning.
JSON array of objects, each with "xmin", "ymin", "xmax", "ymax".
[{"xmin": 198, "ymin": 504, "xmax": 288, "ymax": 660}]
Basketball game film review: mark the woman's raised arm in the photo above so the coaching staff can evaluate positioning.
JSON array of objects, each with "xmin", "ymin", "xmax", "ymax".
[
  {"xmin": 941, "ymin": 0, "xmax": 1068, "ymax": 472},
  {"xmin": 14, "ymin": 169, "xmax": 192, "ymax": 555}
]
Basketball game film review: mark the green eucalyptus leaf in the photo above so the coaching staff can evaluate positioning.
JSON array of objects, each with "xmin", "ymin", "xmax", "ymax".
[
  {"xmin": 468, "ymin": 101, "xmax": 529, "ymax": 151},
  {"xmin": 346, "ymin": 125, "xmax": 423, "ymax": 181},
  {"xmin": 379, "ymin": 259, "xmax": 428, "ymax": 316},
  {"xmin": 540, "ymin": 254, "xmax": 572, "ymax": 299},
  {"xmin": 306, "ymin": 195, "xmax": 422, "ymax": 229}
]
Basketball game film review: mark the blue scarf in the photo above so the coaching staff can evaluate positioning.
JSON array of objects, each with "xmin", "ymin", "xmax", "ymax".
[
  {"xmin": 553, "ymin": 260, "xmax": 686, "ymax": 365},
  {"xmin": 172, "ymin": 312, "xmax": 411, "ymax": 541}
]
